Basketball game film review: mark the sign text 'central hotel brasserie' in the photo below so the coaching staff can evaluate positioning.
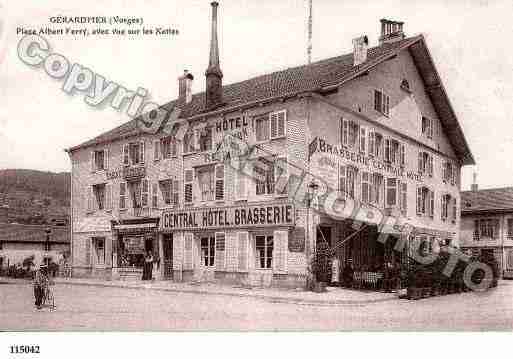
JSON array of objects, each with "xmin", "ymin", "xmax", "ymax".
[{"xmin": 162, "ymin": 203, "xmax": 294, "ymax": 231}]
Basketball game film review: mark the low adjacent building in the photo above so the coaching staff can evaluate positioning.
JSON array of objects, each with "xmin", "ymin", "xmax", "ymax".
[{"xmin": 460, "ymin": 182, "xmax": 513, "ymax": 278}]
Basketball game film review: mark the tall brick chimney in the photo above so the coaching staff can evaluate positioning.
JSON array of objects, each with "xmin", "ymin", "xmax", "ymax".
[{"xmin": 205, "ymin": 1, "xmax": 223, "ymax": 110}]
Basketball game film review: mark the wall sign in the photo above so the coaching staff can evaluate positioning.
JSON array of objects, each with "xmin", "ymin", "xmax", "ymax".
[
  {"xmin": 312, "ymin": 137, "xmax": 423, "ymax": 182},
  {"xmin": 162, "ymin": 203, "xmax": 295, "ymax": 231},
  {"xmin": 289, "ymin": 227, "xmax": 306, "ymax": 252}
]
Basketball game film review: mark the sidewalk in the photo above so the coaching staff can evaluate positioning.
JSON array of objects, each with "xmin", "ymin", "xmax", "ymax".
[{"xmin": 1, "ymin": 276, "xmax": 398, "ymax": 306}]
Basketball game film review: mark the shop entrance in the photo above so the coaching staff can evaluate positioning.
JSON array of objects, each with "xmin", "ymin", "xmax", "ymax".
[
  {"xmin": 118, "ymin": 235, "xmax": 155, "ymax": 268},
  {"xmin": 198, "ymin": 234, "xmax": 216, "ymax": 282},
  {"xmin": 163, "ymin": 234, "xmax": 173, "ymax": 279}
]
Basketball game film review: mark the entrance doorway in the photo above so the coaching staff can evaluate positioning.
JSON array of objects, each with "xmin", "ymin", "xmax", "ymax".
[
  {"xmin": 162, "ymin": 234, "xmax": 173, "ymax": 279},
  {"xmin": 199, "ymin": 235, "xmax": 216, "ymax": 282}
]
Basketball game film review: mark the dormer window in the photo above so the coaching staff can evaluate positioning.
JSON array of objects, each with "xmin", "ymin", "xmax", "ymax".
[
  {"xmin": 198, "ymin": 127, "xmax": 213, "ymax": 152},
  {"xmin": 422, "ymin": 117, "xmax": 433, "ymax": 139},
  {"xmin": 374, "ymin": 89, "xmax": 390, "ymax": 117}
]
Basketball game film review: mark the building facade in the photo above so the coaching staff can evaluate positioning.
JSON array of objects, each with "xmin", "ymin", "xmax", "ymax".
[
  {"xmin": 67, "ymin": 4, "xmax": 474, "ymax": 288},
  {"xmin": 459, "ymin": 184, "xmax": 513, "ymax": 278}
]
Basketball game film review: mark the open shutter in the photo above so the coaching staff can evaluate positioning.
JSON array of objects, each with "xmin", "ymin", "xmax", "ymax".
[
  {"xmin": 119, "ymin": 182, "xmax": 126, "ymax": 210},
  {"xmin": 275, "ymin": 157, "xmax": 288, "ymax": 195},
  {"xmin": 85, "ymin": 238, "xmax": 91, "ymax": 267},
  {"xmin": 105, "ymin": 238, "xmax": 112, "ymax": 268},
  {"xmin": 184, "ymin": 169, "xmax": 194, "ymax": 203},
  {"xmin": 183, "ymin": 233, "xmax": 194, "ymax": 270},
  {"xmin": 171, "ymin": 138, "xmax": 177, "ymax": 157},
  {"xmin": 154, "ymin": 140, "xmax": 161, "ymax": 161},
  {"xmin": 429, "ymin": 190, "xmax": 435, "ymax": 218},
  {"xmin": 359, "ymin": 127, "xmax": 367, "ymax": 153},
  {"xmin": 339, "ymin": 165, "xmax": 347, "ymax": 198},
  {"xmin": 416, "ymin": 187, "xmax": 422, "ymax": 215},
  {"xmin": 152, "ymin": 182, "xmax": 158, "ymax": 208},
  {"xmin": 428, "ymin": 155, "xmax": 433, "ymax": 177},
  {"xmin": 123, "ymin": 144, "xmax": 129, "ymax": 166},
  {"xmin": 215, "ymin": 232, "xmax": 226, "ymax": 271},
  {"xmin": 141, "ymin": 179, "xmax": 149, "ymax": 208},
  {"xmin": 140, "ymin": 141, "xmax": 145, "ymax": 164},
  {"xmin": 87, "ymin": 186, "xmax": 94, "ymax": 212},
  {"xmin": 91, "ymin": 151, "xmax": 95, "ymax": 172},
  {"xmin": 400, "ymin": 143, "xmax": 405, "ymax": 167},
  {"xmin": 237, "ymin": 231, "xmax": 249, "ymax": 272},
  {"xmin": 418, "ymin": 151, "xmax": 423, "ymax": 173},
  {"xmin": 452, "ymin": 197, "xmax": 457, "ymax": 222},
  {"xmin": 451, "ymin": 164, "xmax": 456, "ymax": 186},
  {"xmin": 215, "ymin": 164, "xmax": 225, "ymax": 200},
  {"xmin": 368, "ymin": 130, "xmax": 375, "ymax": 156},
  {"xmin": 384, "ymin": 138, "xmax": 391, "ymax": 162},
  {"xmin": 273, "ymin": 230, "xmax": 288, "ymax": 273},
  {"xmin": 105, "ymin": 184, "xmax": 112, "ymax": 211},
  {"xmin": 342, "ymin": 118, "xmax": 349, "ymax": 146},
  {"xmin": 104, "ymin": 149, "xmax": 109, "ymax": 170}
]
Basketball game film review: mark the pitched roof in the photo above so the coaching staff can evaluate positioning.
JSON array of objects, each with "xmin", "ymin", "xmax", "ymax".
[
  {"xmin": 67, "ymin": 35, "xmax": 474, "ymax": 165},
  {"xmin": 461, "ymin": 187, "xmax": 513, "ymax": 214},
  {"xmin": 0, "ymin": 224, "xmax": 70, "ymax": 244}
]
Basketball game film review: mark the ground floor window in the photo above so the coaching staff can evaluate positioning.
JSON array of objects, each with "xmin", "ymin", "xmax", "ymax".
[
  {"xmin": 201, "ymin": 236, "xmax": 215, "ymax": 267},
  {"xmin": 255, "ymin": 234, "xmax": 274, "ymax": 269},
  {"xmin": 93, "ymin": 237, "xmax": 105, "ymax": 266}
]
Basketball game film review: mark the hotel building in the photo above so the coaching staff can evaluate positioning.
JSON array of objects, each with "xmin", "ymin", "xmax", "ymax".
[{"xmin": 66, "ymin": 3, "xmax": 474, "ymax": 287}]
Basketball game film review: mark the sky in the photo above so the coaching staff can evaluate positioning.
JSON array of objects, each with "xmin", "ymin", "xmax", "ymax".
[{"xmin": 1, "ymin": 0, "xmax": 512, "ymax": 192}]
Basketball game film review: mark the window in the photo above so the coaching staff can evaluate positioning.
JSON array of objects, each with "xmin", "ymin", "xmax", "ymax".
[
  {"xmin": 422, "ymin": 117, "xmax": 433, "ymax": 139},
  {"xmin": 256, "ymin": 235, "xmax": 274, "ymax": 269},
  {"xmin": 119, "ymin": 182, "xmax": 127, "ymax": 210},
  {"xmin": 508, "ymin": 218, "xmax": 513, "ymax": 239},
  {"xmin": 92, "ymin": 150, "xmax": 107, "ymax": 171},
  {"xmin": 255, "ymin": 110, "xmax": 287, "ymax": 142},
  {"xmin": 348, "ymin": 121, "xmax": 359, "ymax": 148},
  {"xmin": 417, "ymin": 186, "xmax": 434, "ymax": 217},
  {"xmin": 129, "ymin": 181, "xmax": 142, "ymax": 209},
  {"xmin": 368, "ymin": 131, "xmax": 383, "ymax": 158},
  {"xmin": 384, "ymin": 138, "xmax": 401, "ymax": 164},
  {"xmin": 184, "ymin": 170, "xmax": 194, "ymax": 203},
  {"xmin": 418, "ymin": 151, "xmax": 433, "ymax": 176},
  {"xmin": 452, "ymin": 197, "xmax": 457, "ymax": 223},
  {"xmin": 374, "ymin": 89, "xmax": 390, "ymax": 116},
  {"xmin": 339, "ymin": 165, "xmax": 357, "ymax": 199},
  {"xmin": 160, "ymin": 180, "xmax": 173, "ymax": 206},
  {"xmin": 361, "ymin": 171, "xmax": 371, "ymax": 204},
  {"xmin": 172, "ymin": 180, "xmax": 179, "ymax": 206},
  {"xmin": 183, "ymin": 131, "xmax": 195, "ymax": 154},
  {"xmin": 255, "ymin": 158, "xmax": 275, "ymax": 195},
  {"xmin": 400, "ymin": 182, "xmax": 407, "ymax": 215},
  {"xmin": 441, "ymin": 194, "xmax": 451, "ymax": 221},
  {"xmin": 160, "ymin": 136, "xmax": 177, "ymax": 159},
  {"xmin": 386, "ymin": 178, "xmax": 398, "ymax": 207},
  {"xmin": 198, "ymin": 167, "xmax": 215, "ymax": 201},
  {"xmin": 201, "ymin": 236, "xmax": 215, "ymax": 267},
  {"xmin": 141, "ymin": 179, "xmax": 149, "ymax": 208},
  {"xmin": 340, "ymin": 118, "xmax": 349, "ymax": 146},
  {"xmin": 198, "ymin": 127, "xmax": 213, "ymax": 152},
  {"xmin": 93, "ymin": 237, "xmax": 105, "ymax": 266},
  {"xmin": 371, "ymin": 173, "xmax": 384, "ymax": 206},
  {"xmin": 474, "ymin": 219, "xmax": 499, "ymax": 240},
  {"xmin": 123, "ymin": 142, "xmax": 145, "ymax": 166},
  {"xmin": 152, "ymin": 182, "xmax": 158, "ymax": 208},
  {"xmin": 93, "ymin": 184, "xmax": 106, "ymax": 210}
]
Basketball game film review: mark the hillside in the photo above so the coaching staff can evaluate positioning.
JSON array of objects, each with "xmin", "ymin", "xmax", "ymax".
[{"xmin": 0, "ymin": 169, "xmax": 70, "ymax": 224}]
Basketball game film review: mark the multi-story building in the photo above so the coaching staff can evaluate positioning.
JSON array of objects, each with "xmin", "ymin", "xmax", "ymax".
[
  {"xmin": 459, "ymin": 180, "xmax": 513, "ymax": 278},
  {"xmin": 66, "ymin": 2, "xmax": 474, "ymax": 287}
]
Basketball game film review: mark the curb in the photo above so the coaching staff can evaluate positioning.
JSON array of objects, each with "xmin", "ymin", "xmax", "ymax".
[{"xmin": 52, "ymin": 279, "xmax": 398, "ymax": 306}]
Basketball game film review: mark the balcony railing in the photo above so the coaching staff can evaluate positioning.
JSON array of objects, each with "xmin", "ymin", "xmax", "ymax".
[{"xmin": 123, "ymin": 166, "xmax": 146, "ymax": 181}]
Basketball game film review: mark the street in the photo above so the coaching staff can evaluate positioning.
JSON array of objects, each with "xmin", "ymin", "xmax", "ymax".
[{"xmin": 1, "ymin": 281, "xmax": 513, "ymax": 331}]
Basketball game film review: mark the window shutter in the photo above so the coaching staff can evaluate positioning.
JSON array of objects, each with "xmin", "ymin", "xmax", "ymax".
[
  {"xmin": 359, "ymin": 127, "xmax": 367, "ymax": 153},
  {"xmin": 139, "ymin": 141, "xmax": 145, "ymax": 164},
  {"xmin": 184, "ymin": 169, "xmax": 194, "ymax": 203},
  {"xmin": 374, "ymin": 90, "xmax": 381, "ymax": 112},
  {"xmin": 276, "ymin": 110, "xmax": 286, "ymax": 137},
  {"xmin": 400, "ymin": 143, "xmax": 405, "ymax": 167},
  {"xmin": 428, "ymin": 155, "xmax": 433, "ymax": 177},
  {"xmin": 237, "ymin": 231, "xmax": 249, "ymax": 272},
  {"xmin": 429, "ymin": 190, "xmax": 435, "ymax": 218},
  {"xmin": 451, "ymin": 164, "xmax": 456, "ymax": 186},
  {"xmin": 275, "ymin": 157, "xmax": 288, "ymax": 195},
  {"xmin": 384, "ymin": 138, "xmax": 391, "ymax": 162},
  {"xmin": 183, "ymin": 233, "xmax": 194, "ymax": 270},
  {"xmin": 91, "ymin": 151, "xmax": 95, "ymax": 172},
  {"xmin": 104, "ymin": 149, "xmax": 109, "ymax": 170},
  {"xmin": 171, "ymin": 138, "xmax": 177, "ymax": 157},
  {"xmin": 273, "ymin": 230, "xmax": 288, "ymax": 273},
  {"xmin": 105, "ymin": 238, "xmax": 112, "ymax": 268},
  {"xmin": 385, "ymin": 95, "xmax": 390, "ymax": 116},
  {"xmin": 452, "ymin": 197, "xmax": 457, "ymax": 222},
  {"xmin": 339, "ymin": 165, "xmax": 347, "ymax": 198},
  {"xmin": 215, "ymin": 164, "xmax": 225, "ymax": 200},
  {"xmin": 119, "ymin": 182, "xmax": 126, "ymax": 210},
  {"xmin": 416, "ymin": 187, "xmax": 422, "ymax": 215},
  {"xmin": 342, "ymin": 118, "xmax": 349, "ymax": 146},
  {"xmin": 368, "ymin": 130, "xmax": 375, "ymax": 156},
  {"xmin": 123, "ymin": 144, "xmax": 129, "ymax": 166},
  {"xmin": 85, "ymin": 238, "xmax": 91, "ymax": 267},
  {"xmin": 141, "ymin": 179, "xmax": 149, "ymax": 208},
  {"xmin": 152, "ymin": 182, "xmax": 158, "ymax": 208},
  {"xmin": 418, "ymin": 151, "xmax": 423, "ymax": 173},
  {"xmin": 172, "ymin": 180, "xmax": 179, "ymax": 206},
  {"xmin": 236, "ymin": 166, "xmax": 247, "ymax": 200},
  {"xmin": 154, "ymin": 140, "xmax": 160, "ymax": 161},
  {"xmin": 270, "ymin": 113, "xmax": 277, "ymax": 139},
  {"xmin": 441, "ymin": 195, "xmax": 445, "ymax": 220},
  {"xmin": 105, "ymin": 184, "xmax": 112, "ymax": 211},
  {"xmin": 386, "ymin": 178, "xmax": 397, "ymax": 207},
  {"xmin": 87, "ymin": 186, "xmax": 94, "ymax": 212},
  {"xmin": 215, "ymin": 232, "xmax": 226, "ymax": 271},
  {"xmin": 401, "ymin": 182, "xmax": 407, "ymax": 213}
]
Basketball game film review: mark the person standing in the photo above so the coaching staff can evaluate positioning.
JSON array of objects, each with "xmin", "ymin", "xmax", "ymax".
[
  {"xmin": 142, "ymin": 251, "xmax": 154, "ymax": 280},
  {"xmin": 33, "ymin": 264, "xmax": 49, "ymax": 309}
]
